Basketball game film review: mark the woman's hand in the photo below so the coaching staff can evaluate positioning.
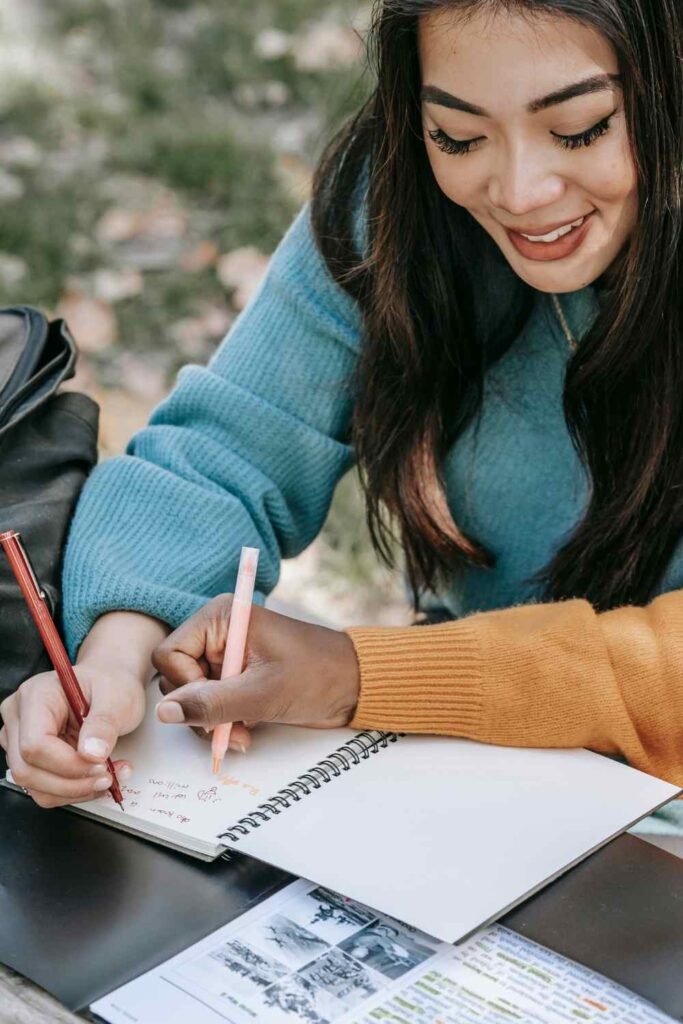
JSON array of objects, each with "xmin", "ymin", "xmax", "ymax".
[
  {"xmin": 0, "ymin": 663, "xmax": 144, "ymax": 808},
  {"xmin": 152, "ymin": 596, "xmax": 361, "ymax": 737},
  {"xmin": 0, "ymin": 610, "xmax": 168, "ymax": 808}
]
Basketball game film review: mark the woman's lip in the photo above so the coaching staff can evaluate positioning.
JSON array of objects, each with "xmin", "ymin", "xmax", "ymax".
[
  {"xmin": 506, "ymin": 210, "xmax": 596, "ymax": 262},
  {"xmin": 505, "ymin": 214, "xmax": 590, "ymax": 236}
]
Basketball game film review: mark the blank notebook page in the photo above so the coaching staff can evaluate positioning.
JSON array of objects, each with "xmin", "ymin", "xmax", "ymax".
[{"xmin": 222, "ymin": 735, "xmax": 680, "ymax": 943}]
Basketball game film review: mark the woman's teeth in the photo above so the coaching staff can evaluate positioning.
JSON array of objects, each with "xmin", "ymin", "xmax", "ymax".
[{"xmin": 519, "ymin": 216, "xmax": 586, "ymax": 244}]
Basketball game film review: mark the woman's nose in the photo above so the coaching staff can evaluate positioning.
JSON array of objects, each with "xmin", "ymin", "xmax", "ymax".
[{"xmin": 487, "ymin": 142, "xmax": 565, "ymax": 217}]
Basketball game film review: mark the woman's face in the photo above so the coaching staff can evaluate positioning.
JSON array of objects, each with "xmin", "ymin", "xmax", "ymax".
[{"xmin": 418, "ymin": 8, "xmax": 638, "ymax": 293}]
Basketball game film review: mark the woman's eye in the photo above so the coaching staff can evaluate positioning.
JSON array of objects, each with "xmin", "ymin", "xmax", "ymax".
[
  {"xmin": 552, "ymin": 112, "xmax": 616, "ymax": 150},
  {"xmin": 427, "ymin": 110, "xmax": 616, "ymax": 157},
  {"xmin": 427, "ymin": 128, "xmax": 482, "ymax": 156}
]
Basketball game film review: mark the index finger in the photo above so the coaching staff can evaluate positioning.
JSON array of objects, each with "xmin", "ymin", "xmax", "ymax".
[
  {"xmin": 152, "ymin": 595, "xmax": 234, "ymax": 685},
  {"xmin": 17, "ymin": 678, "xmax": 98, "ymax": 778}
]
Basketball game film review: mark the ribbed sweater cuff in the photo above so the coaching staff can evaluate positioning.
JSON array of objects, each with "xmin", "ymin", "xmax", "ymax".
[{"xmin": 346, "ymin": 621, "xmax": 483, "ymax": 735}]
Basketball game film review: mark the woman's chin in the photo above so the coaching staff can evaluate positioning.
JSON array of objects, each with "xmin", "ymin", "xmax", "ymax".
[{"xmin": 501, "ymin": 241, "xmax": 611, "ymax": 294}]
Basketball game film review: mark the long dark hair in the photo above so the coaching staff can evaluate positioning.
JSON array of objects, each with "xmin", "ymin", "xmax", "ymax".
[{"xmin": 311, "ymin": 0, "xmax": 683, "ymax": 611}]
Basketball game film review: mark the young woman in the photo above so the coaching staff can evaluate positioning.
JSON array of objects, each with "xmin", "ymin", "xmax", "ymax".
[{"xmin": 3, "ymin": 0, "xmax": 683, "ymax": 849}]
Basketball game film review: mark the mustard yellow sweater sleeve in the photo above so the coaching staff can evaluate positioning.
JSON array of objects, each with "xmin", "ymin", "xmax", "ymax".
[{"xmin": 346, "ymin": 591, "xmax": 683, "ymax": 786}]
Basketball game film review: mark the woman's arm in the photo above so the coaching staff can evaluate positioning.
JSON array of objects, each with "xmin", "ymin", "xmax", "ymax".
[
  {"xmin": 151, "ymin": 588, "xmax": 683, "ymax": 788},
  {"xmin": 3, "ymin": 187, "xmax": 369, "ymax": 808},
  {"xmin": 348, "ymin": 591, "xmax": 683, "ymax": 785},
  {"xmin": 62, "ymin": 196, "xmax": 365, "ymax": 661}
]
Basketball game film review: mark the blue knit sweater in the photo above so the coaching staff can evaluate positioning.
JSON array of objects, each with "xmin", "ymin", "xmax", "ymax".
[
  {"xmin": 61, "ymin": 198, "xmax": 683, "ymax": 836},
  {"xmin": 63, "ymin": 197, "xmax": 683, "ymax": 646}
]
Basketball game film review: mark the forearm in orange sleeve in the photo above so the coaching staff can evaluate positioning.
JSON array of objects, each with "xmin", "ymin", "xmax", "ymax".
[{"xmin": 346, "ymin": 591, "xmax": 683, "ymax": 785}]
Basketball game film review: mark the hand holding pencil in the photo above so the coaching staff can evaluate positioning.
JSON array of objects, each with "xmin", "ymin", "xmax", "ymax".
[
  {"xmin": 0, "ymin": 530, "xmax": 136, "ymax": 808},
  {"xmin": 154, "ymin": 584, "xmax": 361, "ymax": 737}
]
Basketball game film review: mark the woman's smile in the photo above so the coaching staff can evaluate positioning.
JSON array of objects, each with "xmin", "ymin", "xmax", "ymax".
[{"xmin": 505, "ymin": 209, "xmax": 597, "ymax": 261}]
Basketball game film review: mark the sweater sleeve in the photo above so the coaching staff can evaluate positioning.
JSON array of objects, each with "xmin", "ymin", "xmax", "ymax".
[
  {"xmin": 62, "ymin": 201, "xmax": 363, "ymax": 659},
  {"xmin": 346, "ymin": 591, "xmax": 683, "ymax": 786}
]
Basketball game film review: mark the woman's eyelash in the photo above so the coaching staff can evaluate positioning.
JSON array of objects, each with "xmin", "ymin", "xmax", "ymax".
[
  {"xmin": 427, "ymin": 112, "xmax": 616, "ymax": 156},
  {"xmin": 427, "ymin": 128, "xmax": 483, "ymax": 156},
  {"xmin": 552, "ymin": 113, "xmax": 615, "ymax": 150}
]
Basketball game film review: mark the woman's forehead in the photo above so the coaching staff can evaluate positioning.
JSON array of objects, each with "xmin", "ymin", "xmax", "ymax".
[{"xmin": 417, "ymin": 7, "xmax": 619, "ymax": 112}]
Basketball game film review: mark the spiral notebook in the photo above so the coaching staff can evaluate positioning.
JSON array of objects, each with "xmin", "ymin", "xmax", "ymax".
[{"xmin": 4, "ymin": 679, "xmax": 680, "ymax": 942}]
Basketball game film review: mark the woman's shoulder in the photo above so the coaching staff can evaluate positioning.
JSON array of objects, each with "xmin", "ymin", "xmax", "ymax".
[{"xmin": 254, "ymin": 199, "xmax": 365, "ymax": 346}]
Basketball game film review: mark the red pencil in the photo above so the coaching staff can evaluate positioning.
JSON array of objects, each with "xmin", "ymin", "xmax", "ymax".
[{"xmin": 0, "ymin": 530, "xmax": 124, "ymax": 809}]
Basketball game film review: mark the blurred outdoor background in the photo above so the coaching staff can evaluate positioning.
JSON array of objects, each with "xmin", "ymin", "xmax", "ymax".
[{"xmin": 0, "ymin": 0, "xmax": 411, "ymax": 626}]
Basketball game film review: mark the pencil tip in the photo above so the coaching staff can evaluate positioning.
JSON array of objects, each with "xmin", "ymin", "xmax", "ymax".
[{"xmin": 213, "ymin": 757, "xmax": 222, "ymax": 775}]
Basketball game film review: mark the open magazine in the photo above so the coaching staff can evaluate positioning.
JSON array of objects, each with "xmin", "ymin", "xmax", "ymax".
[{"xmin": 91, "ymin": 878, "xmax": 674, "ymax": 1024}]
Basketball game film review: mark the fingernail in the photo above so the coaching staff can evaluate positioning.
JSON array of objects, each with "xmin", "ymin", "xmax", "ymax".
[
  {"xmin": 229, "ymin": 741, "xmax": 247, "ymax": 754},
  {"xmin": 83, "ymin": 738, "xmax": 108, "ymax": 759},
  {"xmin": 156, "ymin": 701, "xmax": 185, "ymax": 724},
  {"xmin": 117, "ymin": 765, "xmax": 133, "ymax": 782},
  {"xmin": 94, "ymin": 776, "xmax": 113, "ymax": 792},
  {"xmin": 89, "ymin": 764, "xmax": 108, "ymax": 777}
]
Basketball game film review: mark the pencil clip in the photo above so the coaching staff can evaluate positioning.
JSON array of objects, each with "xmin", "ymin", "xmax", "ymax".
[{"xmin": 1, "ymin": 531, "xmax": 46, "ymax": 600}]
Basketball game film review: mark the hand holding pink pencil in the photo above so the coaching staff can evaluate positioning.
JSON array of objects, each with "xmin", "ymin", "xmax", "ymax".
[{"xmin": 211, "ymin": 546, "xmax": 259, "ymax": 774}]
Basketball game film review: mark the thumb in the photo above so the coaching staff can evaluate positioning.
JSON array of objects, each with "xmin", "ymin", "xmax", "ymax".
[
  {"xmin": 78, "ymin": 682, "xmax": 138, "ymax": 762},
  {"xmin": 156, "ymin": 665, "xmax": 284, "ymax": 730}
]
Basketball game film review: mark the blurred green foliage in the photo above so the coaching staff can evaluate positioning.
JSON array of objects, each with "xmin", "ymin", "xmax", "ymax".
[{"xmin": 0, "ymin": 0, "xmax": 370, "ymax": 310}]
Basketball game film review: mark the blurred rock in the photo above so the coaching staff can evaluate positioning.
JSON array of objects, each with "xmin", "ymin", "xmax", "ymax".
[
  {"xmin": 69, "ymin": 233, "xmax": 98, "ymax": 260},
  {"xmin": 93, "ymin": 268, "xmax": 144, "ymax": 303},
  {"xmin": 0, "ymin": 170, "xmax": 24, "ymax": 201},
  {"xmin": 0, "ymin": 0, "xmax": 81, "ymax": 101},
  {"xmin": 96, "ymin": 207, "xmax": 144, "ymax": 244},
  {"xmin": 155, "ymin": 45, "xmax": 185, "ymax": 76},
  {"xmin": 0, "ymin": 135, "xmax": 41, "ymax": 168},
  {"xmin": 56, "ymin": 287, "xmax": 118, "ymax": 353},
  {"xmin": 98, "ymin": 174, "xmax": 175, "ymax": 210},
  {"xmin": 200, "ymin": 305, "xmax": 233, "ymax": 338},
  {"xmin": 170, "ymin": 305, "xmax": 233, "ymax": 358},
  {"xmin": 254, "ymin": 28, "xmax": 291, "ymax": 60},
  {"xmin": 96, "ymin": 199, "xmax": 188, "ymax": 245},
  {"xmin": 97, "ymin": 198, "xmax": 189, "ymax": 271},
  {"xmin": 181, "ymin": 240, "xmax": 219, "ymax": 273},
  {"xmin": 271, "ymin": 111, "xmax": 319, "ymax": 154},
  {"xmin": 44, "ymin": 135, "xmax": 109, "ymax": 180},
  {"xmin": 0, "ymin": 252, "xmax": 28, "ymax": 288},
  {"xmin": 263, "ymin": 80, "xmax": 290, "ymax": 107},
  {"xmin": 291, "ymin": 20, "xmax": 363, "ymax": 71},
  {"xmin": 234, "ymin": 80, "xmax": 290, "ymax": 110},
  {"xmin": 217, "ymin": 247, "xmax": 270, "ymax": 310},
  {"xmin": 143, "ymin": 203, "xmax": 188, "ymax": 241},
  {"xmin": 170, "ymin": 318, "xmax": 210, "ymax": 358},
  {"xmin": 120, "ymin": 238, "xmax": 185, "ymax": 272},
  {"xmin": 115, "ymin": 352, "xmax": 167, "ymax": 401}
]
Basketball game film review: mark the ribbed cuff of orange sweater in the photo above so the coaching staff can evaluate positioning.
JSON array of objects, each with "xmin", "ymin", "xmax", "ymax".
[
  {"xmin": 344, "ymin": 599, "xmax": 643, "ymax": 756},
  {"xmin": 346, "ymin": 618, "xmax": 484, "ymax": 737}
]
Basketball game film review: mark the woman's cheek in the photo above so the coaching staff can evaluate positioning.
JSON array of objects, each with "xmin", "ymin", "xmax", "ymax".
[
  {"xmin": 593, "ymin": 169, "xmax": 632, "ymax": 207},
  {"xmin": 427, "ymin": 151, "xmax": 476, "ymax": 207}
]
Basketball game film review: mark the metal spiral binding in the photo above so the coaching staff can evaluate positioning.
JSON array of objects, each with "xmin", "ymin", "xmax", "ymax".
[{"xmin": 217, "ymin": 730, "xmax": 399, "ymax": 844}]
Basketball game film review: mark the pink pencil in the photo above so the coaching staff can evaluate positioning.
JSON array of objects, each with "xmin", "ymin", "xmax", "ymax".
[{"xmin": 212, "ymin": 546, "xmax": 259, "ymax": 774}]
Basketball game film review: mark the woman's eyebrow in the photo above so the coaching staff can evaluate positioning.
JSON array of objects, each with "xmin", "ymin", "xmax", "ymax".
[{"xmin": 420, "ymin": 73, "xmax": 622, "ymax": 116}]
